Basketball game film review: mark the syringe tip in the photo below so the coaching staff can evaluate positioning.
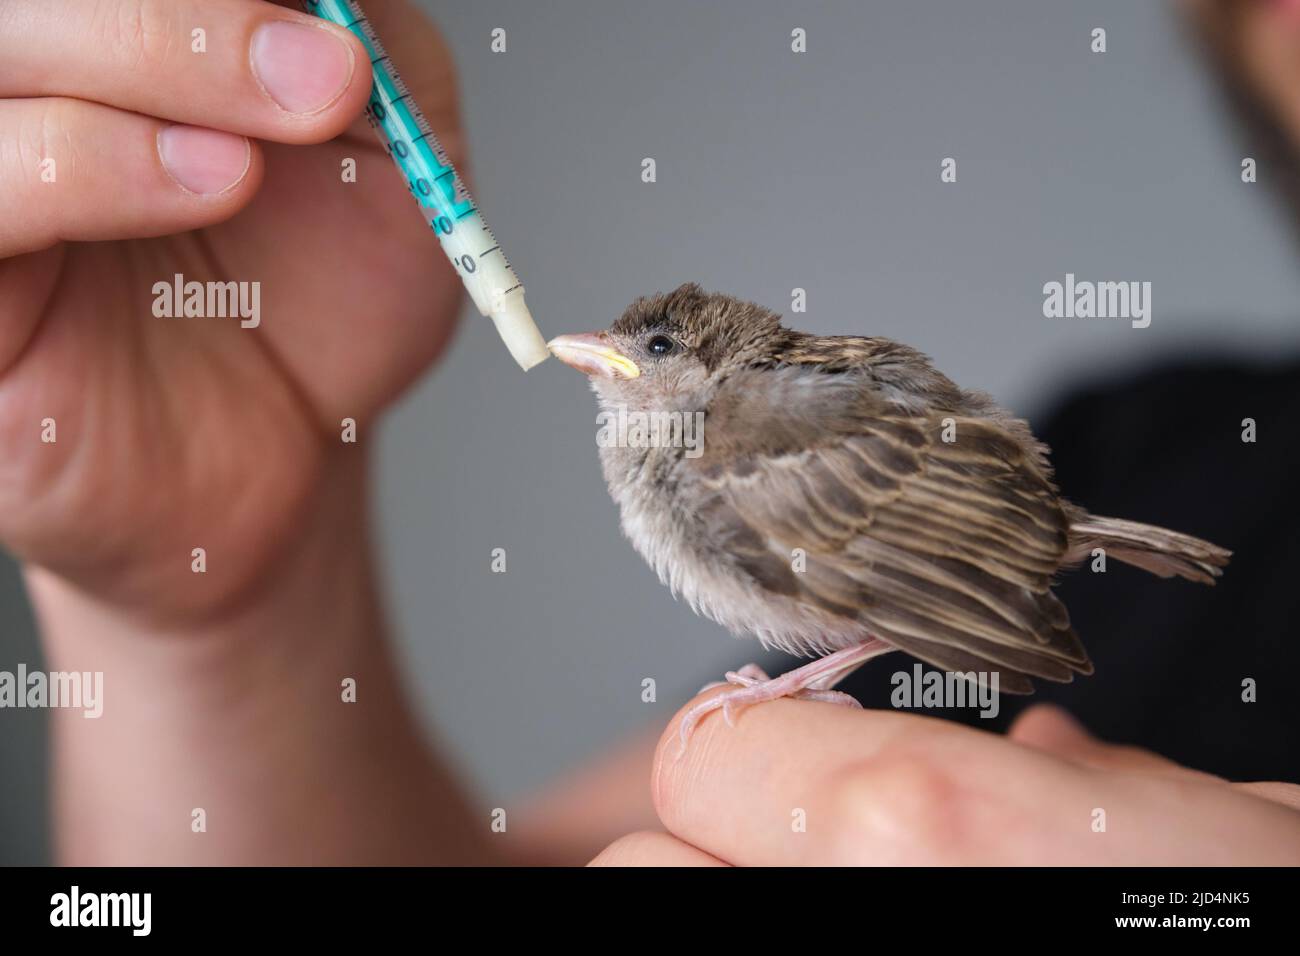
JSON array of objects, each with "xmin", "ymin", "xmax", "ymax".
[{"xmin": 490, "ymin": 294, "xmax": 551, "ymax": 371}]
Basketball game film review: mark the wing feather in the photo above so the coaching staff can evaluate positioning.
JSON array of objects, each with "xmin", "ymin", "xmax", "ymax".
[{"xmin": 687, "ymin": 410, "xmax": 1090, "ymax": 688}]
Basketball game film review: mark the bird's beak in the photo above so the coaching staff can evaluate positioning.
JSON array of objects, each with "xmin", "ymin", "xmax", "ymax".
[{"xmin": 547, "ymin": 332, "xmax": 640, "ymax": 379}]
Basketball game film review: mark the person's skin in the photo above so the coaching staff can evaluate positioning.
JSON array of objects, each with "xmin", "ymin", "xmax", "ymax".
[
  {"xmin": 1185, "ymin": 0, "xmax": 1300, "ymax": 148},
  {"xmin": 1, "ymin": 0, "xmax": 485, "ymax": 863},
  {"xmin": 4, "ymin": 0, "xmax": 1297, "ymax": 866},
  {"xmin": 587, "ymin": 700, "xmax": 1300, "ymax": 866}
]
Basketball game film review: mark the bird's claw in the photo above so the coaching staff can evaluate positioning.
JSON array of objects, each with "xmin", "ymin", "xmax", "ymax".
[
  {"xmin": 725, "ymin": 663, "xmax": 771, "ymax": 686},
  {"xmin": 675, "ymin": 662, "xmax": 862, "ymax": 757}
]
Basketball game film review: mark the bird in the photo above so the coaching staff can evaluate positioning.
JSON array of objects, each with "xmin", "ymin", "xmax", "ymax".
[{"xmin": 547, "ymin": 283, "xmax": 1231, "ymax": 748}]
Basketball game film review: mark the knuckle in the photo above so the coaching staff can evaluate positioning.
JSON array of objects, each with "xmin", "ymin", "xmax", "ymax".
[
  {"xmin": 13, "ymin": 99, "xmax": 76, "ymax": 188},
  {"xmin": 828, "ymin": 744, "xmax": 965, "ymax": 863},
  {"xmin": 96, "ymin": 0, "xmax": 174, "ymax": 72},
  {"xmin": 36, "ymin": 98, "xmax": 77, "ymax": 154}
]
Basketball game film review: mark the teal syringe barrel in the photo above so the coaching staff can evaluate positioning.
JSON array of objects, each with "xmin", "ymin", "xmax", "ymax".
[{"xmin": 300, "ymin": 0, "xmax": 549, "ymax": 369}]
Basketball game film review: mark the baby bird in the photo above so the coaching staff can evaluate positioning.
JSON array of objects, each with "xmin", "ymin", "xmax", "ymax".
[{"xmin": 548, "ymin": 283, "xmax": 1231, "ymax": 746}]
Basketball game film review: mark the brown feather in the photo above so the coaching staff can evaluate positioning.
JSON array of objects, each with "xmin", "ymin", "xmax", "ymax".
[
  {"xmin": 585, "ymin": 284, "xmax": 1231, "ymax": 693},
  {"xmin": 686, "ymin": 395, "xmax": 1091, "ymax": 684}
]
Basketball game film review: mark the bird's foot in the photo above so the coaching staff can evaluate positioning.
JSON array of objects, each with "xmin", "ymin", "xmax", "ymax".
[
  {"xmin": 677, "ymin": 640, "xmax": 895, "ymax": 756},
  {"xmin": 678, "ymin": 666, "xmax": 860, "ymax": 754},
  {"xmin": 725, "ymin": 663, "xmax": 862, "ymax": 706}
]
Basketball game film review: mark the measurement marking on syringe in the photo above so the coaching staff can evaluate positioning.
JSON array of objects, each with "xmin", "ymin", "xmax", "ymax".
[{"xmin": 303, "ymin": 0, "xmax": 547, "ymax": 369}]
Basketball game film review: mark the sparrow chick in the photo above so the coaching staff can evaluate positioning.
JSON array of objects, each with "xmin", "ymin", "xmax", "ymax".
[{"xmin": 549, "ymin": 284, "xmax": 1231, "ymax": 746}]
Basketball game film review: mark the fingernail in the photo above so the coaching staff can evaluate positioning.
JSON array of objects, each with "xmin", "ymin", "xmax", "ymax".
[
  {"xmin": 158, "ymin": 126, "xmax": 251, "ymax": 195},
  {"xmin": 251, "ymin": 20, "xmax": 355, "ymax": 114}
]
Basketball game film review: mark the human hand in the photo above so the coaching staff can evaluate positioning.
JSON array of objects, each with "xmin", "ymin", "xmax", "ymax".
[
  {"xmin": 1, "ymin": 0, "xmax": 490, "ymax": 865},
  {"xmin": 0, "ymin": 0, "xmax": 465, "ymax": 622},
  {"xmin": 591, "ymin": 698, "xmax": 1300, "ymax": 865}
]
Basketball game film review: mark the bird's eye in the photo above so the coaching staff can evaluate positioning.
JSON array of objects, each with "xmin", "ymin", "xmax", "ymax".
[{"xmin": 647, "ymin": 335, "xmax": 676, "ymax": 356}]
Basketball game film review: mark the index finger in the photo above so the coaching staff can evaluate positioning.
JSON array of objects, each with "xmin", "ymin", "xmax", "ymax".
[
  {"xmin": 652, "ymin": 690, "xmax": 1098, "ymax": 866},
  {"xmin": 654, "ymin": 690, "xmax": 1300, "ymax": 866}
]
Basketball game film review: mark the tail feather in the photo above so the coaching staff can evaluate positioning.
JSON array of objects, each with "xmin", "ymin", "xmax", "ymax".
[{"xmin": 1067, "ymin": 515, "xmax": 1231, "ymax": 585}]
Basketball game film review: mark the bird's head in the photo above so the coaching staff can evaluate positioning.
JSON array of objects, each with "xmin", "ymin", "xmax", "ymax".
[{"xmin": 547, "ymin": 283, "xmax": 785, "ymax": 412}]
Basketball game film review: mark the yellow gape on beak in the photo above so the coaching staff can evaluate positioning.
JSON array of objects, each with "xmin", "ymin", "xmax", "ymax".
[{"xmin": 547, "ymin": 333, "xmax": 641, "ymax": 379}]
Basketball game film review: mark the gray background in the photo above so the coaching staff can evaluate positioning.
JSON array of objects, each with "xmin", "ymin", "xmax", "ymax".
[{"xmin": 3, "ymin": 0, "xmax": 1299, "ymax": 863}]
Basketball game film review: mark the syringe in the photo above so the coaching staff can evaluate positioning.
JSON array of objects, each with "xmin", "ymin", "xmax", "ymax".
[{"xmin": 300, "ymin": 0, "xmax": 550, "ymax": 370}]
